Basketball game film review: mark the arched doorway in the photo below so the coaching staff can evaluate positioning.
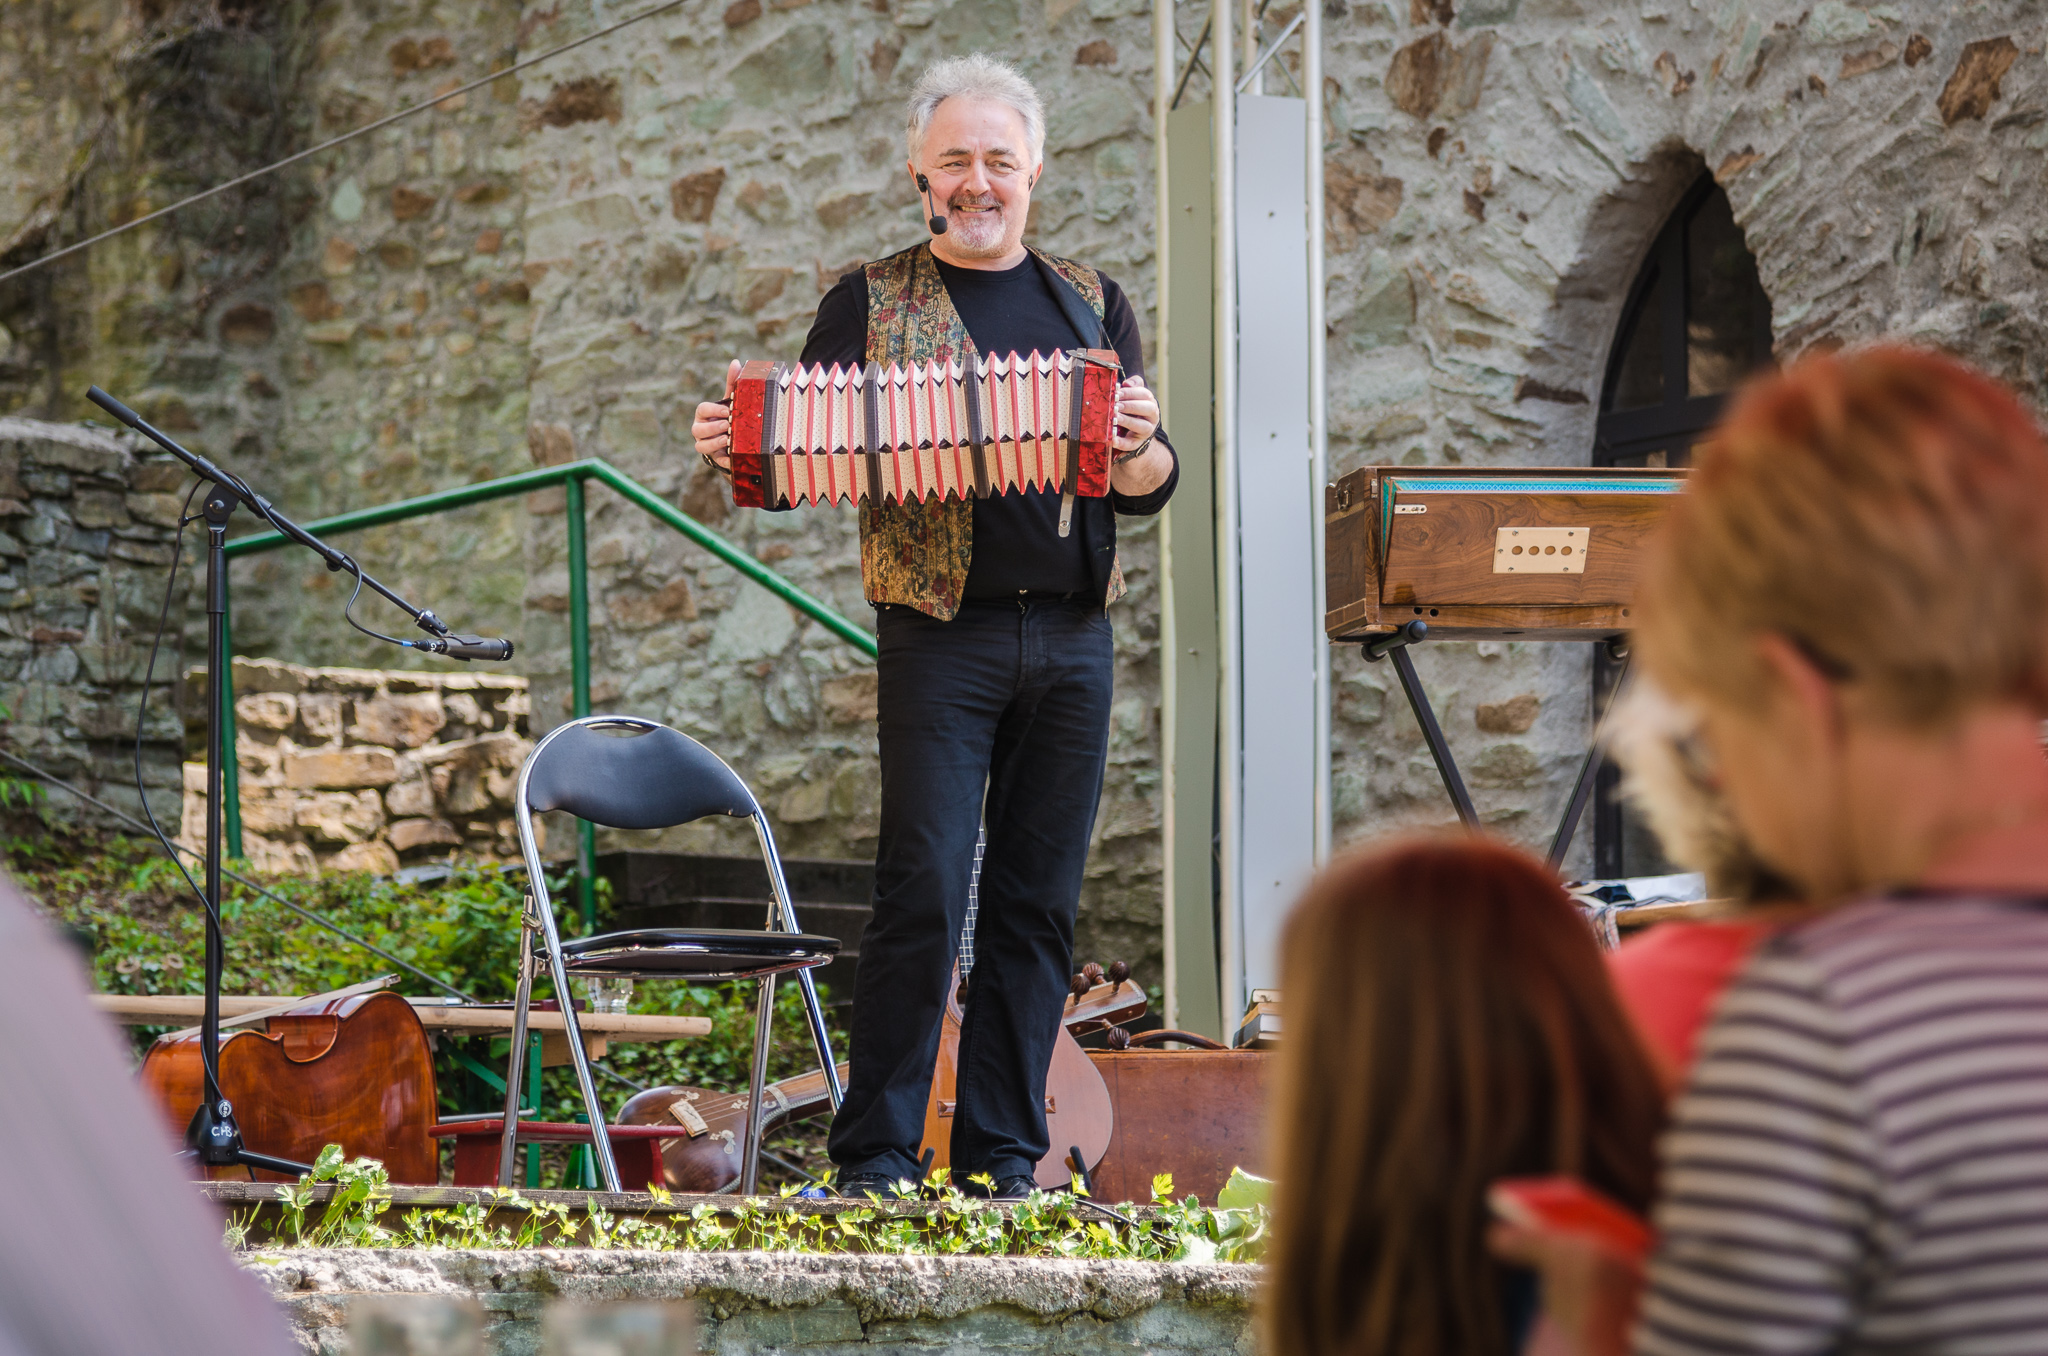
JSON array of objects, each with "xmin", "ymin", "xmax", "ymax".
[{"xmin": 1591, "ymin": 173, "xmax": 1773, "ymax": 876}]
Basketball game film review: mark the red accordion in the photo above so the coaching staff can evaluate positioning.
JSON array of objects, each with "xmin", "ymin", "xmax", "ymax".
[{"xmin": 727, "ymin": 349, "xmax": 1121, "ymax": 511}]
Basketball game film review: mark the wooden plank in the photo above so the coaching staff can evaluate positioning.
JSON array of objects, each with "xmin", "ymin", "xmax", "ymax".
[{"xmin": 89, "ymin": 994, "xmax": 710, "ymax": 1039}]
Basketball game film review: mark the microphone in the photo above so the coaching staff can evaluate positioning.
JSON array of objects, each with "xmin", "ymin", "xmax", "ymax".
[
  {"xmin": 916, "ymin": 173, "xmax": 948, "ymax": 236},
  {"xmin": 417, "ymin": 633, "xmax": 515, "ymax": 662}
]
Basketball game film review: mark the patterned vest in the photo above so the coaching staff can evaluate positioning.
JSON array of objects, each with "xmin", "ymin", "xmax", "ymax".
[{"xmin": 859, "ymin": 243, "xmax": 1125, "ymax": 619}]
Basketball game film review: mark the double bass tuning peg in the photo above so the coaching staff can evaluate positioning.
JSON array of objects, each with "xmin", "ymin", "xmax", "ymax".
[
  {"xmin": 1107, "ymin": 960, "xmax": 1129, "ymax": 985},
  {"xmin": 1069, "ymin": 972, "xmax": 1091, "ymax": 998},
  {"xmin": 1081, "ymin": 961, "xmax": 1105, "ymax": 986},
  {"xmin": 1105, "ymin": 1025, "xmax": 1132, "ymax": 1050}
]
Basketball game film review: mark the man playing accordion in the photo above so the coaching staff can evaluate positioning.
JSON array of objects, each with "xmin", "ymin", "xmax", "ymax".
[{"xmin": 693, "ymin": 53, "xmax": 1175, "ymax": 1199}]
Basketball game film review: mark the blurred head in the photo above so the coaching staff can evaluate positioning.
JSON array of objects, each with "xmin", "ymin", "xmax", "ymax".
[
  {"xmin": 1603, "ymin": 675, "xmax": 1796, "ymax": 904},
  {"xmin": 904, "ymin": 55, "xmax": 1045, "ymax": 263},
  {"xmin": 1634, "ymin": 345, "xmax": 2048, "ymax": 898},
  {"xmin": 1263, "ymin": 838, "xmax": 1664, "ymax": 1356}
]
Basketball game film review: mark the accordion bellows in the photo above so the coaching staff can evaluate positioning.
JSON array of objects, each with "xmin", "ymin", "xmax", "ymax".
[{"xmin": 728, "ymin": 349, "xmax": 1122, "ymax": 509}]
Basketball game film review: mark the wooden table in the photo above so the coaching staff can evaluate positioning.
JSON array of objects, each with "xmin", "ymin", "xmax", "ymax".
[{"xmin": 91, "ymin": 994, "xmax": 712, "ymax": 1065}]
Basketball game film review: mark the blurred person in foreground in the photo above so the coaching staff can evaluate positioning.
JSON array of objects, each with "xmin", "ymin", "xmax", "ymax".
[
  {"xmin": 0, "ymin": 874, "xmax": 292, "ymax": 1355},
  {"xmin": 1262, "ymin": 837, "xmax": 1665, "ymax": 1356},
  {"xmin": 1599, "ymin": 678, "xmax": 1802, "ymax": 1091},
  {"xmin": 1496, "ymin": 344, "xmax": 2048, "ymax": 1354}
]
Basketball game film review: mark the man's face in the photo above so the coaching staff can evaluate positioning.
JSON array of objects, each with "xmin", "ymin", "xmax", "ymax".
[{"xmin": 911, "ymin": 97, "xmax": 1037, "ymax": 262}]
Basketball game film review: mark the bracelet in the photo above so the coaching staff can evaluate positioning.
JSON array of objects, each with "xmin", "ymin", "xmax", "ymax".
[
  {"xmin": 701, "ymin": 449, "xmax": 733, "ymax": 478},
  {"xmin": 1112, "ymin": 433, "xmax": 1154, "ymax": 467}
]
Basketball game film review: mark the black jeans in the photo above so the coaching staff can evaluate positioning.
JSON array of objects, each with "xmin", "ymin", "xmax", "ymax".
[{"xmin": 826, "ymin": 597, "xmax": 1114, "ymax": 1183}]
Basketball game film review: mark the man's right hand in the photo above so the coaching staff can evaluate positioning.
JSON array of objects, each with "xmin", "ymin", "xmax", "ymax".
[{"xmin": 691, "ymin": 359, "xmax": 743, "ymax": 471}]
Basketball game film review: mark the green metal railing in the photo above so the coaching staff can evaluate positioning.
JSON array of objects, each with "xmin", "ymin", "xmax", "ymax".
[{"xmin": 219, "ymin": 458, "xmax": 876, "ymax": 920}]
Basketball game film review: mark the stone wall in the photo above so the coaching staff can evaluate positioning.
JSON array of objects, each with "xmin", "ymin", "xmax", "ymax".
[
  {"xmin": 0, "ymin": 416, "xmax": 191, "ymax": 833},
  {"xmin": 181, "ymin": 658, "xmax": 532, "ymax": 875},
  {"xmin": 0, "ymin": 0, "xmax": 1172, "ymax": 976},
  {"xmin": 1303, "ymin": 0, "xmax": 2048, "ymax": 866},
  {"xmin": 12, "ymin": 0, "xmax": 2048, "ymax": 970},
  {"xmin": 248, "ymin": 1250, "xmax": 1258, "ymax": 1356}
]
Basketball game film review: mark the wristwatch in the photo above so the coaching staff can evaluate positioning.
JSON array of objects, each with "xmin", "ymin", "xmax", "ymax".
[{"xmin": 1112, "ymin": 433, "xmax": 1154, "ymax": 466}]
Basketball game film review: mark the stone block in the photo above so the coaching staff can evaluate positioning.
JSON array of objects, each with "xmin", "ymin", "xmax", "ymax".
[
  {"xmin": 778, "ymin": 777, "xmax": 832, "ymax": 823},
  {"xmin": 237, "ymin": 692, "xmax": 297, "ymax": 730},
  {"xmin": 330, "ymin": 840, "xmax": 401, "ymax": 875},
  {"xmin": 349, "ymin": 692, "xmax": 448, "ymax": 748},
  {"xmin": 389, "ymin": 817, "xmax": 461, "ymax": 852},
  {"xmin": 707, "ymin": 587, "xmax": 797, "ymax": 663},
  {"xmin": 69, "ymin": 489, "xmax": 127, "ymax": 530},
  {"xmin": 22, "ymin": 436, "xmax": 126, "ymax": 480},
  {"xmin": 299, "ymin": 693, "xmax": 345, "ymax": 740},
  {"xmin": 232, "ymin": 658, "xmax": 308, "ymax": 694},
  {"xmin": 730, "ymin": 26, "xmax": 834, "ymax": 108},
  {"xmin": 246, "ymin": 835, "xmax": 319, "ymax": 875},
  {"xmin": 1475, "ymin": 693, "xmax": 1538, "ymax": 734},
  {"xmin": 386, "ymin": 776, "xmax": 436, "ymax": 817},
  {"xmin": 671, "ymin": 168, "xmax": 727, "ymax": 223},
  {"xmin": 714, "ymin": 1301, "xmax": 864, "ymax": 1347},
  {"xmin": 123, "ymin": 493, "xmax": 185, "ymax": 529},
  {"xmin": 239, "ymin": 792, "xmax": 298, "ymax": 835},
  {"xmin": 296, "ymin": 789, "xmax": 386, "ymax": 842},
  {"xmin": 285, "ymin": 747, "xmax": 402, "ymax": 789}
]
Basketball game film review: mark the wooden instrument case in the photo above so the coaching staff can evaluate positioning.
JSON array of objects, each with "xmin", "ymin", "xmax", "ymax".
[{"xmin": 1325, "ymin": 466, "xmax": 1687, "ymax": 642}]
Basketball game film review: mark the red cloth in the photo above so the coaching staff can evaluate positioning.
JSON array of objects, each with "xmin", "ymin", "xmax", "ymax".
[{"xmin": 1607, "ymin": 919, "xmax": 1772, "ymax": 1088}]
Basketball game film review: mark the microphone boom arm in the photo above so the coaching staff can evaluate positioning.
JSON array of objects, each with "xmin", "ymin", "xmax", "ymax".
[{"xmin": 86, "ymin": 385, "xmax": 510, "ymax": 657}]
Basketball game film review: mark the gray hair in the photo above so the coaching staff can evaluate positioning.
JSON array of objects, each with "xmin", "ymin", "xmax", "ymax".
[{"xmin": 904, "ymin": 54, "xmax": 1046, "ymax": 168}]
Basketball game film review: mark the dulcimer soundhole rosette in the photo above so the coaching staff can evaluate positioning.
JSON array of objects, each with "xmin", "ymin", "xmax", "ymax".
[{"xmin": 727, "ymin": 348, "xmax": 1122, "ymax": 510}]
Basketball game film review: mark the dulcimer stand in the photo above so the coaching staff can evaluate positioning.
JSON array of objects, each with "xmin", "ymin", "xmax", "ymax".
[
  {"xmin": 87, "ymin": 386, "xmax": 512, "ymax": 1179},
  {"xmin": 1359, "ymin": 619, "xmax": 1630, "ymax": 870}
]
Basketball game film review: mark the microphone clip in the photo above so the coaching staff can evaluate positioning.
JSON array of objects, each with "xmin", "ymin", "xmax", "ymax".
[{"xmin": 916, "ymin": 173, "xmax": 948, "ymax": 236}]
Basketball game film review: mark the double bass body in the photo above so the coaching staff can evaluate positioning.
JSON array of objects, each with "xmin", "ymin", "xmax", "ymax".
[{"xmin": 138, "ymin": 990, "xmax": 438, "ymax": 1183}]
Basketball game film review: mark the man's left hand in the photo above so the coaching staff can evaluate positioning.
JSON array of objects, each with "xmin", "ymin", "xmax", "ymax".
[
  {"xmin": 1110, "ymin": 375, "xmax": 1171, "ymax": 494},
  {"xmin": 1115, "ymin": 375, "xmax": 1159, "ymax": 452}
]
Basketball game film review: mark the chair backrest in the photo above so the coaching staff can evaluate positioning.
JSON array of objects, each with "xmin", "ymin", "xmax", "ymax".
[{"xmin": 521, "ymin": 717, "xmax": 760, "ymax": 829}]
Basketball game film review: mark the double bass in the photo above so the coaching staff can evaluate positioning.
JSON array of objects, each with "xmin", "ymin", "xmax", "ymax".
[{"xmin": 138, "ymin": 989, "xmax": 439, "ymax": 1183}]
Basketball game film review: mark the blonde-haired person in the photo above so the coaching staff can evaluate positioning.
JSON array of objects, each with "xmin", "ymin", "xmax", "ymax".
[
  {"xmin": 1599, "ymin": 678, "xmax": 1797, "ymax": 1092},
  {"xmin": 1496, "ymin": 344, "xmax": 2048, "ymax": 1354},
  {"xmin": 1264, "ymin": 837, "xmax": 1665, "ymax": 1356}
]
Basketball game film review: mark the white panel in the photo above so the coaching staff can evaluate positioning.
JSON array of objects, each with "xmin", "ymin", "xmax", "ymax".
[{"xmin": 1231, "ymin": 94, "xmax": 1317, "ymax": 1001}]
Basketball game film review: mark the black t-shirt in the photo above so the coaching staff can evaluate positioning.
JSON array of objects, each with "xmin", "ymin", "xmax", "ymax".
[{"xmin": 800, "ymin": 251, "xmax": 1176, "ymax": 599}]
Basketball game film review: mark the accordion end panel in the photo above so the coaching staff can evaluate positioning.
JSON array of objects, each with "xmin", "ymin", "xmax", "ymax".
[
  {"xmin": 1074, "ymin": 348, "xmax": 1119, "ymax": 499},
  {"xmin": 727, "ymin": 360, "xmax": 778, "ymax": 510}
]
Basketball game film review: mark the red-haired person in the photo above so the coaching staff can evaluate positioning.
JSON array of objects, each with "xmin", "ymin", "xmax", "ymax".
[
  {"xmin": 1262, "ymin": 837, "xmax": 1665, "ymax": 1356},
  {"xmin": 1498, "ymin": 344, "xmax": 2048, "ymax": 1353}
]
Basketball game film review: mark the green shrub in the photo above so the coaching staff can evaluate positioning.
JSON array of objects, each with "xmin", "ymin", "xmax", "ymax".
[
  {"xmin": 233, "ymin": 1149, "xmax": 1268, "ymax": 1262},
  {"xmin": 12, "ymin": 834, "xmax": 845, "ymax": 1184}
]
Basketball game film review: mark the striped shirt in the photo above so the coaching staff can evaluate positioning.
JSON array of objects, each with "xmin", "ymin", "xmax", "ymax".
[{"xmin": 1638, "ymin": 895, "xmax": 2048, "ymax": 1356}]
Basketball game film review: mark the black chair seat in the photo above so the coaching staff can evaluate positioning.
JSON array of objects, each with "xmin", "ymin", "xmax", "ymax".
[{"xmin": 556, "ymin": 927, "xmax": 839, "ymax": 980}]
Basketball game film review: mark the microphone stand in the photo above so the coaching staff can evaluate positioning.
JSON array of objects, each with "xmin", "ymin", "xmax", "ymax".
[{"xmin": 86, "ymin": 385, "xmax": 513, "ymax": 1178}]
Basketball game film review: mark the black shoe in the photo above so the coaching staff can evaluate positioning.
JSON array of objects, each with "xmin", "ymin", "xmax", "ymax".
[
  {"xmin": 955, "ymin": 1173, "xmax": 1041, "ymax": 1200},
  {"xmin": 991, "ymin": 1175, "xmax": 1041, "ymax": 1200},
  {"xmin": 836, "ymin": 1171, "xmax": 907, "ymax": 1201}
]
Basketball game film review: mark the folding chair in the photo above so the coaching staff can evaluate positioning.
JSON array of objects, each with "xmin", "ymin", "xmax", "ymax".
[{"xmin": 498, "ymin": 715, "xmax": 842, "ymax": 1193}]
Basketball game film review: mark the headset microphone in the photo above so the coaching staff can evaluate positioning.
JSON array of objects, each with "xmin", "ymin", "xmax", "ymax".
[{"xmin": 916, "ymin": 173, "xmax": 948, "ymax": 236}]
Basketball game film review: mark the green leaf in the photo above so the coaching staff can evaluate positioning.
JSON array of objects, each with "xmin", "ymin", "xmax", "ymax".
[{"xmin": 1215, "ymin": 1167, "xmax": 1272, "ymax": 1210}]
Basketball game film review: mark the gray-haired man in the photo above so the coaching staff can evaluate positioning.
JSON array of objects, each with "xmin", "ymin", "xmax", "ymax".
[{"xmin": 695, "ymin": 54, "xmax": 1175, "ymax": 1199}]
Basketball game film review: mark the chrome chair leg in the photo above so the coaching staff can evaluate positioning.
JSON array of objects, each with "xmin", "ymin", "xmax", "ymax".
[
  {"xmin": 740, "ymin": 972, "xmax": 777, "ymax": 1196},
  {"xmin": 497, "ymin": 901, "xmax": 538, "ymax": 1187},
  {"xmin": 752, "ymin": 814, "xmax": 842, "ymax": 1111}
]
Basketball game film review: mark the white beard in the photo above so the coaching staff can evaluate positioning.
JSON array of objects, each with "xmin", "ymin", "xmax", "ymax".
[{"xmin": 945, "ymin": 194, "xmax": 1010, "ymax": 256}]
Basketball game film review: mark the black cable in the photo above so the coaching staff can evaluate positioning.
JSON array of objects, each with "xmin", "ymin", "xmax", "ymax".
[
  {"xmin": 131, "ymin": 482, "xmax": 209, "ymax": 919},
  {"xmin": 0, "ymin": 746, "xmax": 473, "ymax": 1001},
  {"xmin": 337, "ymin": 555, "xmax": 415, "ymax": 649}
]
